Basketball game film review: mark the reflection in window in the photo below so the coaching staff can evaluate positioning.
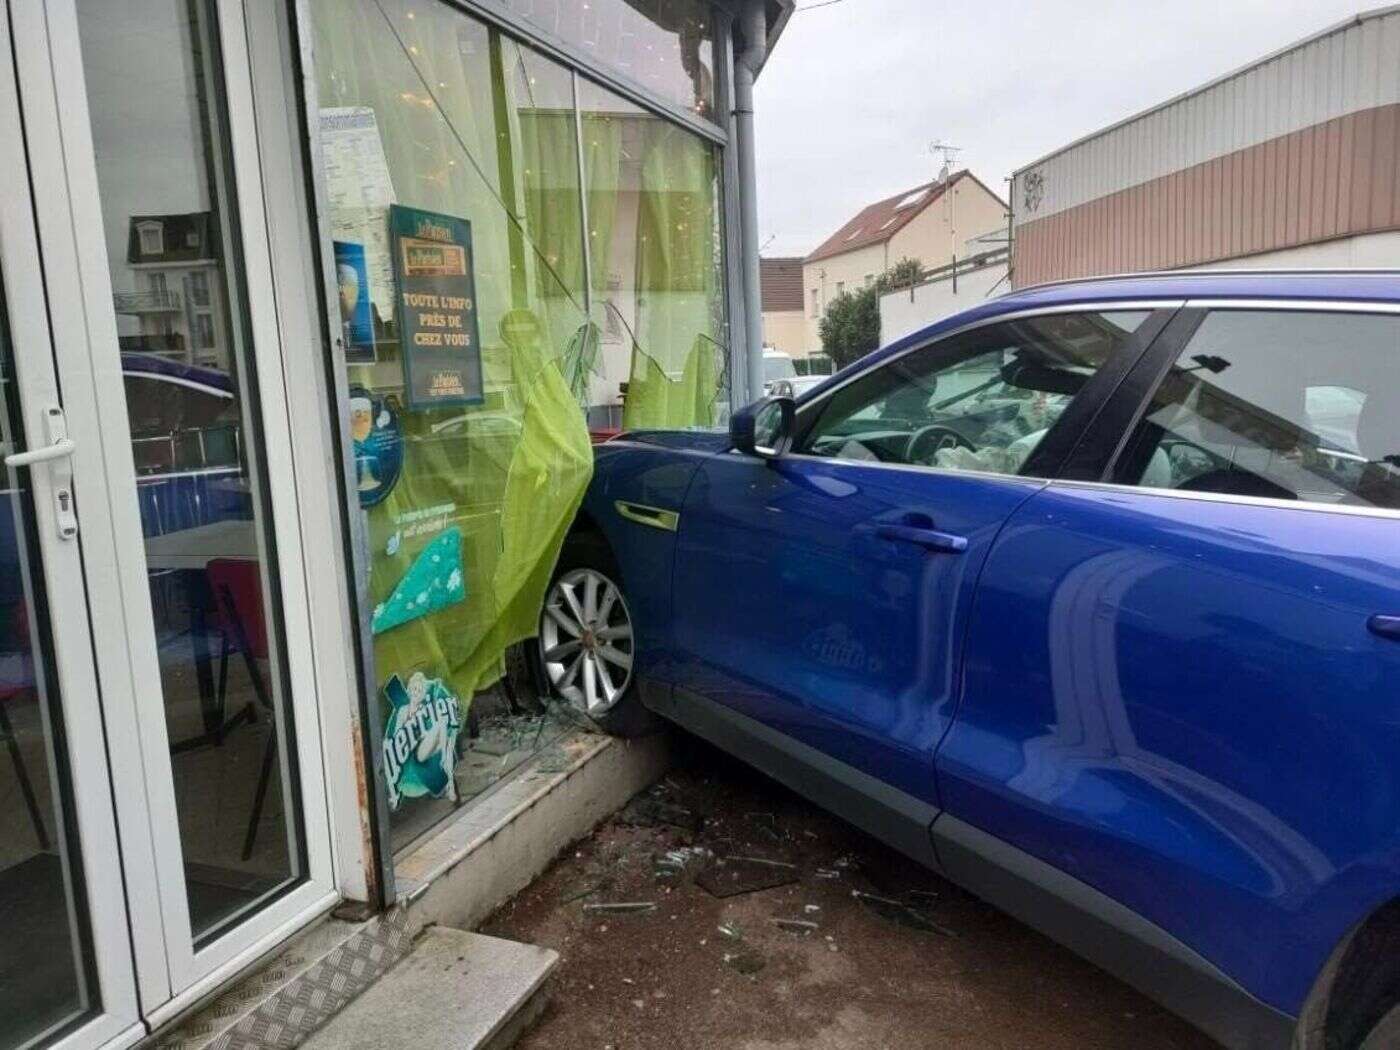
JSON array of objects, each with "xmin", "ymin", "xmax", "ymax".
[
  {"xmin": 1115, "ymin": 311, "xmax": 1400, "ymax": 508},
  {"xmin": 79, "ymin": 0, "xmax": 306, "ymax": 941}
]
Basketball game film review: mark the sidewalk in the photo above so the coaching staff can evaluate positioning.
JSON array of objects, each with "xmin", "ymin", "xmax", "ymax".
[{"xmin": 482, "ymin": 738, "xmax": 1217, "ymax": 1050}]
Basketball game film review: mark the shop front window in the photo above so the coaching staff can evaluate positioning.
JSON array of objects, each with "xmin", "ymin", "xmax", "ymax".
[
  {"xmin": 578, "ymin": 78, "xmax": 726, "ymax": 432},
  {"xmin": 503, "ymin": 0, "xmax": 716, "ymax": 119},
  {"xmin": 311, "ymin": 0, "xmax": 728, "ymax": 848},
  {"xmin": 313, "ymin": 0, "xmax": 591, "ymax": 848}
]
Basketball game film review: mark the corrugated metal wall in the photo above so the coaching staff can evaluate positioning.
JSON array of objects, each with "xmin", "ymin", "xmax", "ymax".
[{"xmin": 1011, "ymin": 7, "xmax": 1400, "ymax": 285}]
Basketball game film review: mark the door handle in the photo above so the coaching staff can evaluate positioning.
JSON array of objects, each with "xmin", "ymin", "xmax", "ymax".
[
  {"xmin": 1370, "ymin": 615, "xmax": 1400, "ymax": 642},
  {"xmin": 614, "ymin": 500, "xmax": 679, "ymax": 532},
  {"xmin": 873, "ymin": 522, "xmax": 968, "ymax": 554},
  {"xmin": 4, "ymin": 406, "xmax": 78, "ymax": 540},
  {"xmin": 4, "ymin": 437, "xmax": 75, "ymax": 467}
]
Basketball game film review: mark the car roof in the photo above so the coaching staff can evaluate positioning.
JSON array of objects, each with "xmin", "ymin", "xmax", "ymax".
[
  {"xmin": 121, "ymin": 351, "xmax": 234, "ymax": 394},
  {"xmin": 846, "ymin": 269, "xmax": 1400, "ymax": 380},
  {"xmin": 995, "ymin": 269, "xmax": 1400, "ymax": 310}
]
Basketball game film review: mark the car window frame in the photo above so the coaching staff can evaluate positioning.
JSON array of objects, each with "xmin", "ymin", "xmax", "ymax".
[
  {"xmin": 1078, "ymin": 299, "xmax": 1400, "ymax": 520},
  {"xmin": 789, "ymin": 301, "xmax": 1182, "ymax": 481}
]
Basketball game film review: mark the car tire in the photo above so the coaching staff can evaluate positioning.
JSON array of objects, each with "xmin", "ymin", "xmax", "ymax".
[{"xmin": 533, "ymin": 532, "xmax": 661, "ymax": 738}]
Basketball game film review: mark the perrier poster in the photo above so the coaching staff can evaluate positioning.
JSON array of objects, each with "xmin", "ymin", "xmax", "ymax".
[{"xmin": 390, "ymin": 204, "xmax": 484, "ymax": 408}]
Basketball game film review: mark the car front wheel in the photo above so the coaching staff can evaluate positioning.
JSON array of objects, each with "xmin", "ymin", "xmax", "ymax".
[{"xmin": 535, "ymin": 535, "xmax": 659, "ymax": 737}]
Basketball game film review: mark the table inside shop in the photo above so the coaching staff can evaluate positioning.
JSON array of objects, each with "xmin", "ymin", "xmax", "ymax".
[
  {"xmin": 143, "ymin": 519, "xmax": 258, "ymax": 569},
  {"xmin": 144, "ymin": 520, "xmax": 258, "ymax": 746}
]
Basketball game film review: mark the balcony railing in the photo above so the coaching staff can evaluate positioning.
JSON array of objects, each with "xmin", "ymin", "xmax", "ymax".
[{"xmin": 113, "ymin": 290, "xmax": 183, "ymax": 314}]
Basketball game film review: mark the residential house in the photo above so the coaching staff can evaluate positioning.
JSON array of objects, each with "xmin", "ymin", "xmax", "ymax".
[
  {"xmin": 116, "ymin": 211, "xmax": 229, "ymax": 369},
  {"xmin": 760, "ymin": 256, "xmax": 806, "ymax": 357},
  {"xmin": 802, "ymin": 170, "xmax": 1006, "ymax": 351}
]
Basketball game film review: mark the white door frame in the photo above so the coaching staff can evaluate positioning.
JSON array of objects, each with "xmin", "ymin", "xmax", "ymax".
[
  {"xmin": 10, "ymin": 0, "xmax": 337, "ymax": 1024},
  {"xmin": 0, "ymin": 4, "xmax": 144, "ymax": 1048},
  {"xmin": 242, "ymin": 0, "xmax": 388, "ymax": 910}
]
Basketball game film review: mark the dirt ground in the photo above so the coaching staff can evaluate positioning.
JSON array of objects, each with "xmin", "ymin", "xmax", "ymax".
[{"xmin": 480, "ymin": 736, "xmax": 1219, "ymax": 1050}]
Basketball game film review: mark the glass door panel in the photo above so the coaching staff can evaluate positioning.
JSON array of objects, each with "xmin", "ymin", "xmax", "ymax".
[
  {"xmin": 72, "ymin": 0, "xmax": 307, "ymax": 944},
  {"xmin": 0, "ymin": 288, "xmax": 97, "ymax": 1050}
]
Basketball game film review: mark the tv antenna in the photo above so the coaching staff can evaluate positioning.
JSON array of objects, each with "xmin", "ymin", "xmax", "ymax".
[{"xmin": 930, "ymin": 140, "xmax": 962, "ymax": 184}]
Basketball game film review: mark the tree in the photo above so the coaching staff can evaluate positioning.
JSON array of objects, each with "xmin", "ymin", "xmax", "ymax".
[
  {"xmin": 818, "ymin": 259, "xmax": 925, "ymax": 369},
  {"xmin": 819, "ymin": 285, "xmax": 880, "ymax": 369},
  {"xmin": 876, "ymin": 256, "xmax": 924, "ymax": 294}
]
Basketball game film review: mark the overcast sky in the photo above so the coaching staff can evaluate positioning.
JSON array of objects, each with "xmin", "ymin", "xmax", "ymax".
[{"xmin": 754, "ymin": 0, "xmax": 1374, "ymax": 257}]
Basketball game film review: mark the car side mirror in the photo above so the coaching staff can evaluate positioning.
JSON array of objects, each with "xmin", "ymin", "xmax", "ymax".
[{"xmin": 730, "ymin": 396, "xmax": 795, "ymax": 459}]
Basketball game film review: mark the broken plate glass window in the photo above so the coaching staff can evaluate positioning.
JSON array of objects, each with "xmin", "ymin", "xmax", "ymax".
[{"xmin": 309, "ymin": 0, "xmax": 728, "ymax": 849}]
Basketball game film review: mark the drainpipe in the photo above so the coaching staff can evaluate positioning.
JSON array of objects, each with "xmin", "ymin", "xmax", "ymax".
[{"xmin": 734, "ymin": 1, "xmax": 767, "ymax": 404}]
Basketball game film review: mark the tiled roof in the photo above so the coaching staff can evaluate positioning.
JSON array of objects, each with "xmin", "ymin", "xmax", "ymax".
[
  {"xmin": 804, "ymin": 171, "xmax": 971, "ymax": 265},
  {"xmin": 760, "ymin": 257, "xmax": 805, "ymax": 312}
]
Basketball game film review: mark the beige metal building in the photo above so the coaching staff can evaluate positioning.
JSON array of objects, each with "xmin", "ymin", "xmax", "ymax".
[{"xmin": 1011, "ymin": 5, "xmax": 1400, "ymax": 287}]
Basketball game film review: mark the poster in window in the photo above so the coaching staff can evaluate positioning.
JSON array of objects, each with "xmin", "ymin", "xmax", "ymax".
[
  {"xmin": 319, "ymin": 107, "xmax": 397, "ymax": 325},
  {"xmin": 334, "ymin": 241, "xmax": 377, "ymax": 363},
  {"xmin": 390, "ymin": 204, "xmax": 484, "ymax": 409}
]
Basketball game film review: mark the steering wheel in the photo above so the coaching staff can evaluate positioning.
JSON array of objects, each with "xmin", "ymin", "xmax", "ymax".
[{"xmin": 906, "ymin": 424, "xmax": 974, "ymax": 465}]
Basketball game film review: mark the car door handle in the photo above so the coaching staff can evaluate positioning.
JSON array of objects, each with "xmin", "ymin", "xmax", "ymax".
[
  {"xmin": 1370, "ymin": 615, "xmax": 1400, "ymax": 642},
  {"xmin": 873, "ymin": 522, "xmax": 968, "ymax": 553}
]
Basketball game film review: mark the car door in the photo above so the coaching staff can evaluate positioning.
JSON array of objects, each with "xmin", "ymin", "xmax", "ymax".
[
  {"xmin": 934, "ymin": 304, "xmax": 1400, "ymax": 1035},
  {"xmin": 667, "ymin": 306, "xmax": 1171, "ymax": 858}
]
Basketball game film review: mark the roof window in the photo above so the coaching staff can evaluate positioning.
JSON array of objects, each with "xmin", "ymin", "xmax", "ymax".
[{"xmin": 894, "ymin": 189, "xmax": 929, "ymax": 210}]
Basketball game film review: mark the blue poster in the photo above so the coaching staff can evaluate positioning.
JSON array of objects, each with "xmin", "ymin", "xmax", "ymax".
[
  {"xmin": 389, "ymin": 204, "xmax": 484, "ymax": 408},
  {"xmin": 334, "ymin": 240, "xmax": 376, "ymax": 363},
  {"xmin": 349, "ymin": 386, "xmax": 403, "ymax": 507}
]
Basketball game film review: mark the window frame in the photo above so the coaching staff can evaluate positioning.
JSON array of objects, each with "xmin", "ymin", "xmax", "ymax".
[
  {"xmin": 788, "ymin": 301, "xmax": 1181, "ymax": 483},
  {"xmin": 1077, "ymin": 299, "xmax": 1400, "ymax": 521}
]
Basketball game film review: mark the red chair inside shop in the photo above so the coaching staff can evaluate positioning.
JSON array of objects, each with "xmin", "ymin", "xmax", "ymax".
[
  {"xmin": 204, "ymin": 558, "xmax": 277, "ymax": 861},
  {"xmin": 0, "ymin": 601, "xmax": 48, "ymax": 850}
]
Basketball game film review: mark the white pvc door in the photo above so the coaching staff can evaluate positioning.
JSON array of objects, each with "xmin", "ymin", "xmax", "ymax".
[
  {"xmin": 0, "ymin": 6, "xmax": 145, "ymax": 1049},
  {"xmin": 7, "ymin": 0, "xmax": 336, "ymax": 1032}
]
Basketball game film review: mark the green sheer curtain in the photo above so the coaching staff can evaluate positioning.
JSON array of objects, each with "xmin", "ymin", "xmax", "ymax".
[
  {"xmin": 312, "ymin": 0, "xmax": 592, "ymax": 712},
  {"xmin": 310, "ymin": 0, "xmax": 730, "ymax": 778},
  {"xmin": 577, "ymin": 80, "xmax": 727, "ymax": 431},
  {"xmin": 625, "ymin": 120, "xmax": 724, "ymax": 429}
]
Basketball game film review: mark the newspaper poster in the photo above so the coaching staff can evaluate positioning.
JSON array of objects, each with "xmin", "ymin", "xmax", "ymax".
[
  {"xmin": 390, "ymin": 204, "xmax": 484, "ymax": 408},
  {"xmin": 319, "ymin": 107, "xmax": 398, "ymax": 333}
]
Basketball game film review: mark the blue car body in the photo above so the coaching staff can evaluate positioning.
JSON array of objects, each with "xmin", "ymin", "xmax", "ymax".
[{"xmin": 574, "ymin": 273, "xmax": 1400, "ymax": 1049}]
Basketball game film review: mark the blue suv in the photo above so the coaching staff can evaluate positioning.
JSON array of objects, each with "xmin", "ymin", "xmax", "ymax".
[{"xmin": 531, "ymin": 272, "xmax": 1400, "ymax": 1049}]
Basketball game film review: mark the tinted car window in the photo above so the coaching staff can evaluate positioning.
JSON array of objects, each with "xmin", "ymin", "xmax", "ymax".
[
  {"xmin": 1113, "ymin": 310, "xmax": 1400, "ymax": 509},
  {"xmin": 799, "ymin": 311, "xmax": 1150, "ymax": 476}
]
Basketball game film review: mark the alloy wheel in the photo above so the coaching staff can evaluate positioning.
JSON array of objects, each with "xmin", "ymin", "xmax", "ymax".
[{"xmin": 539, "ymin": 568, "xmax": 634, "ymax": 716}]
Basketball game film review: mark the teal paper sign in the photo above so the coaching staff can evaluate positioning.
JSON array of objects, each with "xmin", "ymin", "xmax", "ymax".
[
  {"xmin": 371, "ymin": 526, "xmax": 466, "ymax": 635},
  {"xmin": 389, "ymin": 204, "xmax": 484, "ymax": 408},
  {"xmin": 381, "ymin": 672, "xmax": 463, "ymax": 810}
]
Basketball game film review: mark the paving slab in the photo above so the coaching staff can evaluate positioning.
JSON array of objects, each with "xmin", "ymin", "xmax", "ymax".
[{"xmin": 302, "ymin": 927, "xmax": 557, "ymax": 1050}]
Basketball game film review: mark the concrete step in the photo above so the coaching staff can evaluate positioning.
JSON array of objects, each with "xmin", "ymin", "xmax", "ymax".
[
  {"xmin": 301, "ymin": 927, "xmax": 558, "ymax": 1050},
  {"xmin": 150, "ymin": 910, "xmax": 415, "ymax": 1049}
]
